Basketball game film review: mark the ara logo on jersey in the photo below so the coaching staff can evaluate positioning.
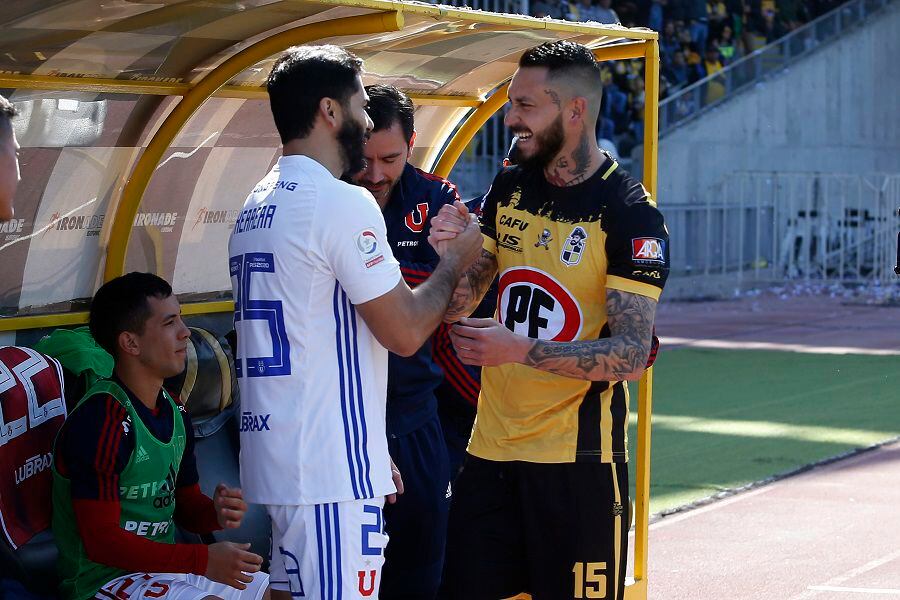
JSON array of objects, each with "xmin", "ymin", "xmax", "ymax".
[
  {"xmin": 631, "ymin": 237, "xmax": 666, "ymax": 264},
  {"xmin": 560, "ymin": 226, "xmax": 588, "ymax": 266},
  {"xmin": 498, "ymin": 267, "xmax": 582, "ymax": 341},
  {"xmin": 404, "ymin": 203, "xmax": 429, "ymax": 233},
  {"xmin": 356, "ymin": 229, "xmax": 385, "ymax": 268}
]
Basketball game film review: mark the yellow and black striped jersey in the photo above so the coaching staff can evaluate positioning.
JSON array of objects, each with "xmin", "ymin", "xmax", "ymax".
[{"xmin": 468, "ymin": 156, "xmax": 670, "ymax": 464}]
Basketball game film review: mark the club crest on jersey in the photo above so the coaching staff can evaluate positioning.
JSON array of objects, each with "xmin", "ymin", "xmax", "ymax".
[
  {"xmin": 358, "ymin": 570, "xmax": 376, "ymax": 597},
  {"xmin": 560, "ymin": 226, "xmax": 588, "ymax": 266},
  {"xmin": 631, "ymin": 237, "xmax": 666, "ymax": 264},
  {"xmin": 535, "ymin": 228, "xmax": 552, "ymax": 249},
  {"xmin": 404, "ymin": 202, "xmax": 429, "ymax": 233},
  {"xmin": 356, "ymin": 229, "xmax": 385, "ymax": 268}
]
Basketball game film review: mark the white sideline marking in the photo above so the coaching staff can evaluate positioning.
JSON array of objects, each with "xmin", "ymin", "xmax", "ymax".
[
  {"xmin": 789, "ymin": 550, "xmax": 900, "ymax": 599},
  {"xmin": 807, "ymin": 586, "xmax": 900, "ymax": 595},
  {"xmin": 644, "ymin": 414, "xmax": 897, "ymax": 445},
  {"xmin": 661, "ymin": 336, "xmax": 900, "ymax": 356}
]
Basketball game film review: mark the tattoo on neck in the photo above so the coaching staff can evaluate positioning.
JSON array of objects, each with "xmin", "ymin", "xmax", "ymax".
[
  {"xmin": 545, "ymin": 131, "xmax": 593, "ymax": 187},
  {"xmin": 568, "ymin": 130, "xmax": 592, "ymax": 186}
]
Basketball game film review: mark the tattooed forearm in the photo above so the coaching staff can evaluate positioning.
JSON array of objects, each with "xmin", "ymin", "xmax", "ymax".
[
  {"xmin": 444, "ymin": 249, "xmax": 498, "ymax": 321},
  {"xmin": 522, "ymin": 290, "xmax": 657, "ymax": 380}
]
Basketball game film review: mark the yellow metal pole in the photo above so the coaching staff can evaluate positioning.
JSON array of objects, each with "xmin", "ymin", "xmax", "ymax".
[
  {"xmin": 103, "ymin": 10, "xmax": 404, "ymax": 282},
  {"xmin": 0, "ymin": 300, "xmax": 235, "ymax": 333},
  {"xmin": 431, "ymin": 82, "xmax": 510, "ymax": 178},
  {"xmin": 632, "ymin": 38, "xmax": 660, "ymax": 595},
  {"xmin": 592, "ymin": 40, "xmax": 649, "ymax": 62}
]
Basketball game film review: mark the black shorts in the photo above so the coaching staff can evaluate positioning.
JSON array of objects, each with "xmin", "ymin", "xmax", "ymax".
[{"xmin": 439, "ymin": 455, "xmax": 629, "ymax": 600}]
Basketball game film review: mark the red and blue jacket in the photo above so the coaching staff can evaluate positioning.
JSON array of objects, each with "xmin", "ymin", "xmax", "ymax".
[{"xmin": 382, "ymin": 163, "xmax": 476, "ymax": 436}]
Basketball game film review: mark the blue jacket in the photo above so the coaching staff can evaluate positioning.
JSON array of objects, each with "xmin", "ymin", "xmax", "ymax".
[{"xmin": 383, "ymin": 163, "xmax": 464, "ymax": 436}]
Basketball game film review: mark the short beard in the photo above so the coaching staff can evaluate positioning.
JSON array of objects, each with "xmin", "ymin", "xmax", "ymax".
[
  {"xmin": 338, "ymin": 111, "xmax": 367, "ymax": 178},
  {"xmin": 516, "ymin": 114, "xmax": 565, "ymax": 172}
]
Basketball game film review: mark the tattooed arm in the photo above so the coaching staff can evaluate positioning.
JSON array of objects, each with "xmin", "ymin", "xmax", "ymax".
[
  {"xmin": 450, "ymin": 289, "xmax": 657, "ymax": 381},
  {"xmin": 443, "ymin": 249, "xmax": 499, "ymax": 323}
]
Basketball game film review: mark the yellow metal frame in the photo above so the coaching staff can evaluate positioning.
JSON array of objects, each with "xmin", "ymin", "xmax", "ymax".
[
  {"xmin": 0, "ymin": 74, "xmax": 481, "ymax": 107},
  {"xmin": 0, "ymin": 300, "xmax": 236, "ymax": 332},
  {"xmin": 102, "ymin": 11, "xmax": 404, "ymax": 283}
]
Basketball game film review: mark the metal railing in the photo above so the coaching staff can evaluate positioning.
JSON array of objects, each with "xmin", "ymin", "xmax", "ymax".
[
  {"xmin": 659, "ymin": 0, "xmax": 896, "ymax": 135},
  {"xmin": 664, "ymin": 172, "xmax": 900, "ymax": 292}
]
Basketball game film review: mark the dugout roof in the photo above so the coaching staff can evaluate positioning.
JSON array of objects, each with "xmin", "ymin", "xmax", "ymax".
[{"xmin": 0, "ymin": 0, "xmax": 657, "ymax": 325}]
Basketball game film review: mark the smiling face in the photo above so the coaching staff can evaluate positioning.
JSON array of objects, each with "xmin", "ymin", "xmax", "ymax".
[
  {"xmin": 504, "ymin": 67, "xmax": 567, "ymax": 170},
  {"xmin": 352, "ymin": 122, "xmax": 411, "ymax": 207}
]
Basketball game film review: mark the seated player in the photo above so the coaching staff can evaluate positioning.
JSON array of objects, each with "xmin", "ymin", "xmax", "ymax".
[{"xmin": 52, "ymin": 272, "xmax": 269, "ymax": 600}]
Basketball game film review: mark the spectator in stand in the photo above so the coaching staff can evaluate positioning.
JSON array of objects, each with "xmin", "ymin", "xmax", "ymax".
[
  {"xmin": 686, "ymin": 0, "xmax": 710, "ymax": 51},
  {"xmin": 716, "ymin": 24, "xmax": 738, "ymax": 62},
  {"xmin": 643, "ymin": 0, "xmax": 667, "ymax": 32},
  {"xmin": 594, "ymin": 0, "xmax": 621, "ymax": 22},
  {"xmin": 761, "ymin": 6, "xmax": 786, "ymax": 41},
  {"xmin": 663, "ymin": 50, "xmax": 691, "ymax": 89},
  {"xmin": 702, "ymin": 44, "xmax": 726, "ymax": 102},
  {"xmin": 532, "ymin": 0, "xmax": 567, "ymax": 17},
  {"xmin": 685, "ymin": 42, "xmax": 706, "ymax": 82},
  {"xmin": 708, "ymin": 0, "xmax": 729, "ymax": 32},
  {"xmin": 660, "ymin": 21, "xmax": 682, "ymax": 62}
]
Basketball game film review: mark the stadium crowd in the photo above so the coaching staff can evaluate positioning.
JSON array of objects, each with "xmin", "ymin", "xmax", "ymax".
[{"xmin": 526, "ymin": 0, "xmax": 847, "ymax": 157}]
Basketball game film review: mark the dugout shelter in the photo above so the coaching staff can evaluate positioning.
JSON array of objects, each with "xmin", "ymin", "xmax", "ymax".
[{"xmin": 0, "ymin": 1, "xmax": 661, "ymax": 597}]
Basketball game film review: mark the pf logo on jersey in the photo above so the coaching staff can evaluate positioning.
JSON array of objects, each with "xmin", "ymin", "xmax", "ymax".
[
  {"xmin": 498, "ymin": 267, "xmax": 583, "ymax": 341},
  {"xmin": 404, "ymin": 202, "xmax": 429, "ymax": 233},
  {"xmin": 632, "ymin": 237, "xmax": 666, "ymax": 264}
]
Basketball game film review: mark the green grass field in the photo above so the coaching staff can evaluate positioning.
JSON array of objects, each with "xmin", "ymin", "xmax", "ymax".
[{"xmin": 626, "ymin": 348, "xmax": 900, "ymax": 515}]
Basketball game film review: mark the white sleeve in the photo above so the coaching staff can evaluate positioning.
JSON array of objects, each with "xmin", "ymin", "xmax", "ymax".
[{"xmin": 319, "ymin": 185, "xmax": 402, "ymax": 305}]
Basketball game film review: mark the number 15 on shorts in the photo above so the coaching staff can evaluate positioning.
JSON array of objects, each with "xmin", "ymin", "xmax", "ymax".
[{"xmin": 573, "ymin": 561, "xmax": 607, "ymax": 599}]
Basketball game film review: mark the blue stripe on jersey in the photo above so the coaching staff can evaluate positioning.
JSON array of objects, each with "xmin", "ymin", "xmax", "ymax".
[
  {"xmin": 339, "ymin": 289, "xmax": 368, "ymax": 498},
  {"xmin": 333, "ymin": 284, "xmax": 361, "ymax": 500},
  {"xmin": 324, "ymin": 504, "xmax": 334, "ymax": 600},
  {"xmin": 332, "ymin": 503, "xmax": 343, "ymax": 600},
  {"xmin": 315, "ymin": 505, "xmax": 327, "ymax": 599},
  {"xmin": 347, "ymin": 300, "xmax": 374, "ymax": 498}
]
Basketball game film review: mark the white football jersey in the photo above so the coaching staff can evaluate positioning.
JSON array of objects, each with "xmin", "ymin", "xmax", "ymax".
[{"xmin": 228, "ymin": 155, "xmax": 401, "ymax": 505}]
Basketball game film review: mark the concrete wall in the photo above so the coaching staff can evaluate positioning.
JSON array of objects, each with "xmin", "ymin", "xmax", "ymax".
[{"xmin": 657, "ymin": 2, "xmax": 900, "ymax": 205}]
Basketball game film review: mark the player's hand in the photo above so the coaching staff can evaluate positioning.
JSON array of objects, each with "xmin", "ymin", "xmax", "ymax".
[
  {"xmin": 428, "ymin": 201, "xmax": 470, "ymax": 254},
  {"xmin": 387, "ymin": 459, "xmax": 404, "ymax": 504},
  {"xmin": 450, "ymin": 317, "xmax": 533, "ymax": 366},
  {"xmin": 213, "ymin": 483, "xmax": 248, "ymax": 529},
  {"xmin": 441, "ymin": 213, "xmax": 482, "ymax": 272},
  {"xmin": 205, "ymin": 541, "xmax": 262, "ymax": 590}
]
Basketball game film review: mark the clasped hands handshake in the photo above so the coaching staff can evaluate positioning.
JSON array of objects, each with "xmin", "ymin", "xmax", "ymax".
[{"xmin": 427, "ymin": 202, "xmax": 532, "ymax": 367}]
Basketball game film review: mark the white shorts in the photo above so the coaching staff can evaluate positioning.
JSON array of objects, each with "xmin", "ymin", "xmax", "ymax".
[
  {"xmin": 96, "ymin": 571, "xmax": 269, "ymax": 600},
  {"xmin": 267, "ymin": 499, "xmax": 388, "ymax": 599}
]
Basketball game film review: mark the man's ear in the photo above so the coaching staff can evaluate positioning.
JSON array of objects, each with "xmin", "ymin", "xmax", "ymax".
[
  {"xmin": 118, "ymin": 331, "xmax": 140, "ymax": 357},
  {"xmin": 319, "ymin": 97, "xmax": 340, "ymax": 129},
  {"xmin": 407, "ymin": 130, "xmax": 417, "ymax": 158},
  {"xmin": 568, "ymin": 96, "xmax": 588, "ymax": 122}
]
